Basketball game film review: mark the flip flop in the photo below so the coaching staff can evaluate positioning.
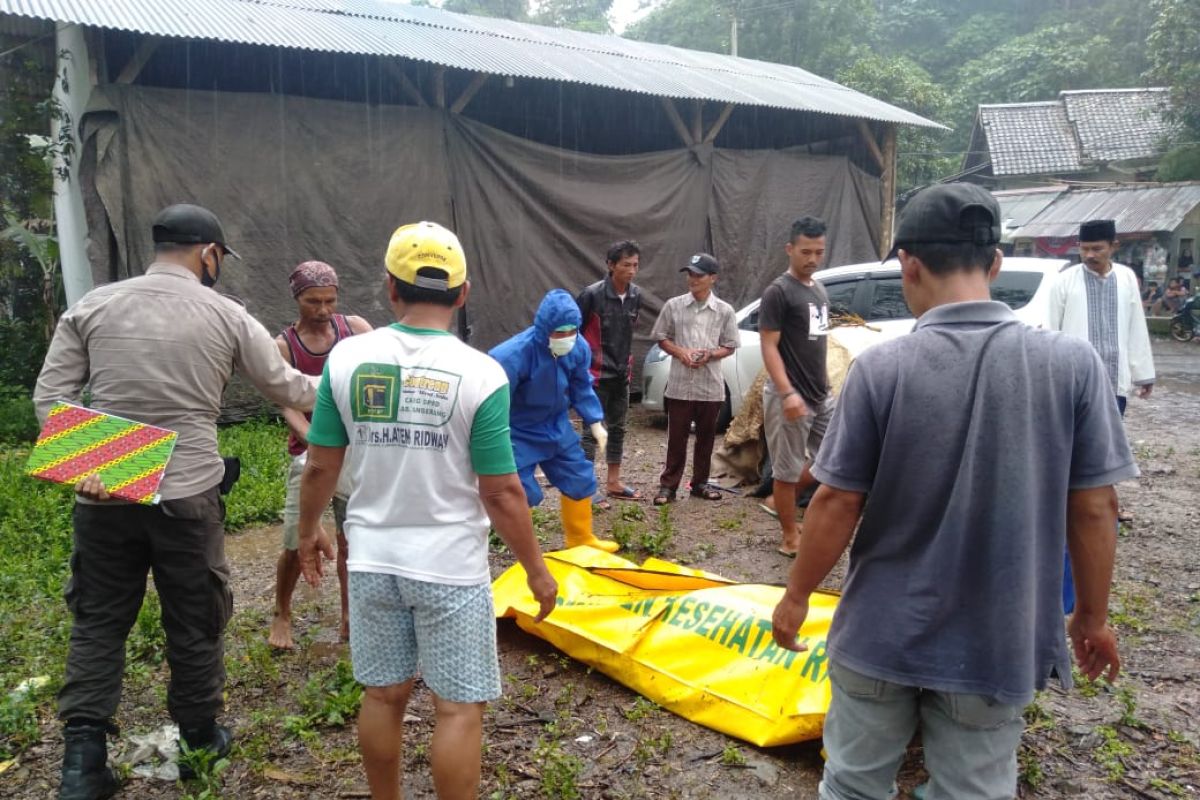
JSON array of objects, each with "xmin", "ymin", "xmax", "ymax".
[
  {"xmin": 606, "ymin": 485, "xmax": 643, "ymax": 500},
  {"xmin": 777, "ymin": 548, "xmax": 797, "ymax": 558},
  {"xmin": 758, "ymin": 502, "xmax": 779, "ymax": 519},
  {"xmin": 593, "ymin": 493, "xmax": 612, "ymax": 511}
]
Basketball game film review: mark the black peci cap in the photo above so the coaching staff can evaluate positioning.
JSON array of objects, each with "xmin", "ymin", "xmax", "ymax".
[{"xmin": 1079, "ymin": 219, "xmax": 1117, "ymax": 243}]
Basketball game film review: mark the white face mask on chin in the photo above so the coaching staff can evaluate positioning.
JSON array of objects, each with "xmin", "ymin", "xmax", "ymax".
[{"xmin": 549, "ymin": 335, "xmax": 576, "ymax": 357}]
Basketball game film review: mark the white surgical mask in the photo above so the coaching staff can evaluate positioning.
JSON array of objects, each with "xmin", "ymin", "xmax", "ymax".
[{"xmin": 549, "ymin": 335, "xmax": 576, "ymax": 357}]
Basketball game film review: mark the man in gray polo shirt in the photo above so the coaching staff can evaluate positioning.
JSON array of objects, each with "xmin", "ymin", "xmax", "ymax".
[{"xmin": 771, "ymin": 184, "xmax": 1132, "ymax": 800}]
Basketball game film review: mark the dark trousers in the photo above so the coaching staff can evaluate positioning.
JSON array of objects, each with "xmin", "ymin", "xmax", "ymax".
[
  {"xmin": 59, "ymin": 487, "xmax": 232, "ymax": 728},
  {"xmin": 660, "ymin": 397, "xmax": 722, "ymax": 491},
  {"xmin": 581, "ymin": 375, "xmax": 630, "ymax": 465}
]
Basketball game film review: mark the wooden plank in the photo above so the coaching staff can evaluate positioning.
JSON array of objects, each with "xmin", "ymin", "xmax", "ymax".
[
  {"xmin": 660, "ymin": 98, "xmax": 693, "ymax": 147},
  {"xmin": 382, "ymin": 60, "xmax": 426, "ymax": 106},
  {"xmin": 433, "ymin": 66, "xmax": 446, "ymax": 108},
  {"xmin": 880, "ymin": 124, "xmax": 898, "ymax": 260},
  {"xmin": 857, "ymin": 119, "xmax": 886, "ymax": 172},
  {"xmin": 703, "ymin": 103, "xmax": 735, "ymax": 144},
  {"xmin": 115, "ymin": 36, "xmax": 160, "ymax": 84},
  {"xmin": 85, "ymin": 27, "xmax": 107, "ymax": 86},
  {"xmin": 690, "ymin": 100, "xmax": 703, "ymax": 145},
  {"xmin": 450, "ymin": 72, "xmax": 488, "ymax": 114}
]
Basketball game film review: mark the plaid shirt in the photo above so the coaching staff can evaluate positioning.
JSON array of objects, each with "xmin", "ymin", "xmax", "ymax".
[{"xmin": 650, "ymin": 291, "xmax": 739, "ymax": 402}]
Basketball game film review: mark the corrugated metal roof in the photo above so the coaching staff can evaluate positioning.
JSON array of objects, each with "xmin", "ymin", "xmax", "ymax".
[
  {"xmin": 1010, "ymin": 183, "xmax": 1200, "ymax": 239},
  {"xmin": 0, "ymin": 0, "xmax": 941, "ymax": 127},
  {"xmin": 993, "ymin": 186, "xmax": 1067, "ymax": 242}
]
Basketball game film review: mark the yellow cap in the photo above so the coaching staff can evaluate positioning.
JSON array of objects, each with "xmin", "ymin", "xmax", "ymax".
[{"xmin": 385, "ymin": 221, "xmax": 467, "ymax": 290}]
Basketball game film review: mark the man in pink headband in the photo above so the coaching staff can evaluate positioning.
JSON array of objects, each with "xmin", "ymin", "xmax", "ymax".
[
  {"xmin": 270, "ymin": 260, "xmax": 373, "ymax": 649},
  {"xmin": 289, "ymin": 259, "xmax": 340, "ymax": 297}
]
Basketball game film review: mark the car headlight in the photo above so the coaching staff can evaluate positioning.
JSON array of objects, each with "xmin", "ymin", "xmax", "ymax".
[{"xmin": 645, "ymin": 345, "xmax": 670, "ymax": 364}]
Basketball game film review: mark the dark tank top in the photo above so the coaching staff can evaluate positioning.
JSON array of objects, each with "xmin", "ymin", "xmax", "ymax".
[{"xmin": 283, "ymin": 314, "xmax": 354, "ymax": 456}]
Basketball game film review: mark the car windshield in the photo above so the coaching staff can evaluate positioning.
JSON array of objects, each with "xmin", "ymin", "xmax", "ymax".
[{"xmin": 990, "ymin": 271, "xmax": 1042, "ymax": 310}]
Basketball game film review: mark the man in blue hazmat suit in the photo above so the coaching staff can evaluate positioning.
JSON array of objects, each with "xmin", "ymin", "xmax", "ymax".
[{"xmin": 489, "ymin": 290, "xmax": 620, "ymax": 553}]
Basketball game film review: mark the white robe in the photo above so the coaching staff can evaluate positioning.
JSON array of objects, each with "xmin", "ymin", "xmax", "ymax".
[{"xmin": 1046, "ymin": 262, "xmax": 1155, "ymax": 397}]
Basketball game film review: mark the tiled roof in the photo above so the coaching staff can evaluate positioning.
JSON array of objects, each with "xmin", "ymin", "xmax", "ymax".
[
  {"xmin": 974, "ymin": 88, "xmax": 1172, "ymax": 177},
  {"xmin": 1062, "ymin": 89, "xmax": 1173, "ymax": 163},
  {"xmin": 979, "ymin": 102, "xmax": 1082, "ymax": 176}
]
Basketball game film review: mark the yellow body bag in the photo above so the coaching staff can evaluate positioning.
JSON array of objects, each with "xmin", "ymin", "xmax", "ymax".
[{"xmin": 493, "ymin": 547, "xmax": 838, "ymax": 746}]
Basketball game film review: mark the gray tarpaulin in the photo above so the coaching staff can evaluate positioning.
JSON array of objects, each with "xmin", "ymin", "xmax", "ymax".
[
  {"xmin": 709, "ymin": 147, "xmax": 881, "ymax": 310},
  {"xmin": 80, "ymin": 85, "xmax": 881, "ymax": 368}
]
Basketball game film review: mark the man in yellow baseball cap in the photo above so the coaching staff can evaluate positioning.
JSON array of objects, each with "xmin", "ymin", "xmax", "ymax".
[
  {"xmin": 296, "ymin": 220, "xmax": 557, "ymax": 800},
  {"xmin": 384, "ymin": 220, "xmax": 468, "ymax": 291}
]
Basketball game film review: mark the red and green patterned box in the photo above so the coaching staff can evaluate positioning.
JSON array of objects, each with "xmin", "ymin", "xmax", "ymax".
[{"xmin": 26, "ymin": 403, "xmax": 178, "ymax": 505}]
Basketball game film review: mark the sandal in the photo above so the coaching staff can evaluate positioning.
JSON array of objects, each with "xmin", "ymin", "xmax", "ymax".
[
  {"xmin": 653, "ymin": 487, "xmax": 676, "ymax": 506},
  {"xmin": 689, "ymin": 484, "xmax": 722, "ymax": 501},
  {"xmin": 593, "ymin": 493, "xmax": 612, "ymax": 511},
  {"xmin": 606, "ymin": 485, "xmax": 643, "ymax": 500}
]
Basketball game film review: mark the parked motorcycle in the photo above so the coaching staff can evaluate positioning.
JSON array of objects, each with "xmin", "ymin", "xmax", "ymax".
[{"xmin": 1170, "ymin": 293, "xmax": 1199, "ymax": 342}]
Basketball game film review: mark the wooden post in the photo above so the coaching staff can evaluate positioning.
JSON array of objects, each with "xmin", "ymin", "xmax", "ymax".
[
  {"xmin": 115, "ymin": 36, "xmax": 161, "ymax": 84},
  {"xmin": 690, "ymin": 100, "xmax": 703, "ymax": 145},
  {"xmin": 432, "ymin": 66, "xmax": 446, "ymax": 108},
  {"xmin": 856, "ymin": 119, "xmax": 886, "ymax": 172},
  {"xmin": 383, "ymin": 60, "xmax": 426, "ymax": 106},
  {"xmin": 85, "ymin": 27, "xmax": 107, "ymax": 85},
  {"xmin": 703, "ymin": 103, "xmax": 735, "ymax": 144},
  {"xmin": 660, "ymin": 98, "xmax": 693, "ymax": 147},
  {"xmin": 880, "ymin": 124, "xmax": 898, "ymax": 260},
  {"xmin": 450, "ymin": 72, "xmax": 488, "ymax": 114}
]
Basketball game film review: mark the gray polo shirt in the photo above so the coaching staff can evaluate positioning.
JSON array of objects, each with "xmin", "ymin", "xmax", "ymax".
[
  {"xmin": 34, "ymin": 263, "xmax": 317, "ymax": 500},
  {"xmin": 812, "ymin": 301, "xmax": 1137, "ymax": 705}
]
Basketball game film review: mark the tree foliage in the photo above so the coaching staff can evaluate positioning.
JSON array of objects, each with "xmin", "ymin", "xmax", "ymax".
[
  {"xmin": 837, "ymin": 55, "xmax": 953, "ymax": 190},
  {"xmin": 1155, "ymin": 145, "xmax": 1200, "ymax": 183},
  {"xmin": 626, "ymin": 0, "xmax": 1183, "ymax": 184},
  {"xmin": 531, "ymin": 0, "xmax": 614, "ymax": 34},
  {"xmin": 1144, "ymin": 0, "xmax": 1200, "ymax": 140},
  {"xmin": 438, "ymin": 0, "xmax": 528, "ymax": 20}
]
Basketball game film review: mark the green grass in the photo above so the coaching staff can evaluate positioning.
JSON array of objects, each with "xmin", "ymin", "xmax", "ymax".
[
  {"xmin": 0, "ymin": 445, "xmax": 74, "ymax": 758},
  {"xmin": 0, "ymin": 418, "xmax": 291, "ymax": 760},
  {"xmin": 217, "ymin": 419, "xmax": 292, "ymax": 529}
]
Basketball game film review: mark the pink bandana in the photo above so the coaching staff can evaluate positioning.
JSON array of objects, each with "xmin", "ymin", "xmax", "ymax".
[{"xmin": 289, "ymin": 260, "xmax": 339, "ymax": 297}]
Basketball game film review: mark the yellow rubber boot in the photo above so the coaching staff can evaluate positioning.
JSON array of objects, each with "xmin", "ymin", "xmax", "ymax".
[{"xmin": 560, "ymin": 495, "xmax": 619, "ymax": 553}]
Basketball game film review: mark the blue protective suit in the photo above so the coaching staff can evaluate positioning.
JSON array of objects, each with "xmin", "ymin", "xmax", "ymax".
[{"xmin": 489, "ymin": 289, "xmax": 605, "ymax": 505}]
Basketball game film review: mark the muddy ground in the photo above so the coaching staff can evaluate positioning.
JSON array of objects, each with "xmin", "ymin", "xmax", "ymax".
[{"xmin": 6, "ymin": 339, "xmax": 1199, "ymax": 799}]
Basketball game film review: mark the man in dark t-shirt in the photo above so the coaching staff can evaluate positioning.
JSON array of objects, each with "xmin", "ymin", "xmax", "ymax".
[{"xmin": 759, "ymin": 216, "xmax": 833, "ymax": 557}]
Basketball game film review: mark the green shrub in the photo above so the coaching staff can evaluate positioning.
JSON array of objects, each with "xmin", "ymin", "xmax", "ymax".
[
  {"xmin": 0, "ymin": 386, "xmax": 39, "ymax": 443},
  {"xmin": 0, "ymin": 318, "xmax": 47, "ymax": 390},
  {"xmin": 217, "ymin": 418, "xmax": 290, "ymax": 530}
]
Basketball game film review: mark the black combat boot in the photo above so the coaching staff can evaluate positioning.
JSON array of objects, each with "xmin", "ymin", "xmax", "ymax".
[
  {"xmin": 177, "ymin": 720, "xmax": 233, "ymax": 780},
  {"xmin": 59, "ymin": 720, "xmax": 119, "ymax": 800}
]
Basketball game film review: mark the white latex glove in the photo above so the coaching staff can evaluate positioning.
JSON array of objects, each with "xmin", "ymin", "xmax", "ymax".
[{"xmin": 589, "ymin": 422, "xmax": 608, "ymax": 456}]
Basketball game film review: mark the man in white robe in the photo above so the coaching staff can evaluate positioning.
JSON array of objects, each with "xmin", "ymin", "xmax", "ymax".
[{"xmin": 1047, "ymin": 219, "xmax": 1155, "ymax": 417}]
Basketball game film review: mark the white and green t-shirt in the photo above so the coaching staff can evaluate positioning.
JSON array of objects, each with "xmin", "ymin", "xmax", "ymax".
[{"xmin": 307, "ymin": 323, "xmax": 515, "ymax": 585}]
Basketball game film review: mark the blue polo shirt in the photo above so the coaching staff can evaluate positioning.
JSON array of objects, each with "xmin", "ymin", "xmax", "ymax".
[{"xmin": 813, "ymin": 301, "xmax": 1137, "ymax": 704}]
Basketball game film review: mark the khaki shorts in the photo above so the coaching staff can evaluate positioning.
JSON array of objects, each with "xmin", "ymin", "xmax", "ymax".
[
  {"xmin": 282, "ymin": 454, "xmax": 348, "ymax": 550},
  {"xmin": 762, "ymin": 387, "xmax": 835, "ymax": 483}
]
